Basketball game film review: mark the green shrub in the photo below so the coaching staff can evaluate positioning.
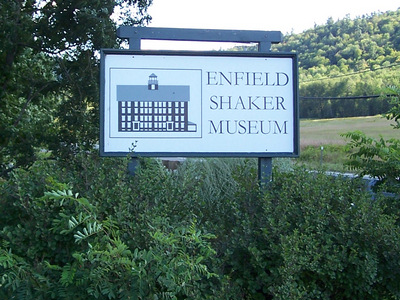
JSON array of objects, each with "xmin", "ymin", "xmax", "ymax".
[
  {"xmin": 2, "ymin": 156, "xmax": 400, "ymax": 299},
  {"xmin": 0, "ymin": 156, "xmax": 218, "ymax": 299},
  {"xmin": 260, "ymin": 169, "xmax": 400, "ymax": 299},
  {"xmin": 342, "ymin": 85, "xmax": 400, "ymax": 193}
]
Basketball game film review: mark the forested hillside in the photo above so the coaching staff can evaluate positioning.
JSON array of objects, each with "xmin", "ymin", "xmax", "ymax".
[{"xmin": 273, "ymin": 9, "xmax": 400, "ymax": 118}]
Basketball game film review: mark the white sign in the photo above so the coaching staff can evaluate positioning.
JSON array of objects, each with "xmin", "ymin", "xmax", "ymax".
[{"xmin": 100, "ymin": 50, "xmax": 298, "ymax": 157}]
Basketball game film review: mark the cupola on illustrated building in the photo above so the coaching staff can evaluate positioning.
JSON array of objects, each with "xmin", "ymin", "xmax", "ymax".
[
  {"xmin": 117, "ymin": 74, "xmax": 197, "ymax": 133},
  {"xmin": 148, "ymin": 73, "xmax": 158, "ymax": 90}
]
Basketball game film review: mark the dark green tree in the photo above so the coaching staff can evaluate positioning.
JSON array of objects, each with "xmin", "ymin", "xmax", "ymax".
[{"xmin": 0, "ymin": 0, "xmax": 152, "ymax": 175}]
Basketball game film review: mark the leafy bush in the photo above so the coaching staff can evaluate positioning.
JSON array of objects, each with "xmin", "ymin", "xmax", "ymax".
[
  {"xmin": 0, "ymin": 155, "xmax": 218, "ymax": 299},
  {"xmin": 1, "ymin": 155, "xmax": 400, "ymax": 299},
  {"xmin": 261, "ymin": 170, "xmax": 400, "ymax": 299},
  {"xmin": 342, "ymin": 85, "xmax": 400, "ymax": 193},
  {"xmin": 342, "ymin": 131, "xmax": 400, "ymax": 189}
]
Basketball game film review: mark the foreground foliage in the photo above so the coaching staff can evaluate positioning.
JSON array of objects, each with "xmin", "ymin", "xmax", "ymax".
[
  {"xmin": 343, "ymin": 85, "xmax": 400, "ymax": 192},
  {"xmin": 1, "ymin": 155, "xmax": 400, "ymax": 299}
]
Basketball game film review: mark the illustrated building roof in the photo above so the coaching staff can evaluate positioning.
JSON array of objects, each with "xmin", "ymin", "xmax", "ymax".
[{"xmin": 117, "ymin": 85, "xmax": 190, "ymax": 102}]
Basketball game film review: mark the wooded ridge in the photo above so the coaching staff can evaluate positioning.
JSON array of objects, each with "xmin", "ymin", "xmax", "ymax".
[{"xmin": 234, "ymin": 9, "xmax": 400, "ymax": 118}]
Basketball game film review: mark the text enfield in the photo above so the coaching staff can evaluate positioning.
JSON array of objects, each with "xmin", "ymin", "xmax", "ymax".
[{"xmin": 206, "ymin": 71, "xmax": 289, "ymax": 86}]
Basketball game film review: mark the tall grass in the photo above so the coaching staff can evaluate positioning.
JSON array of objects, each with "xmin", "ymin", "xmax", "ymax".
[{"xmin": 296, "ymin": 144, "xmax": 351, "ymax": 172}]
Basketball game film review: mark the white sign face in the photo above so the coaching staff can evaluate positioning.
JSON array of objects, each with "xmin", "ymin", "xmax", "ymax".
[{"xmin": 100, "ymin": 50, "xmax": 298, "ymax": 157}]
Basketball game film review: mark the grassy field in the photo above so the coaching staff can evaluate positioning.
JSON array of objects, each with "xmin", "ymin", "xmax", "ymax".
[
  {"xmin": 297, "ymin": 115, "xmax": 398, "ymax": 171},
  {"xmin": 300, "ymin": 115, "xmax": 398, "ymax": 148}
]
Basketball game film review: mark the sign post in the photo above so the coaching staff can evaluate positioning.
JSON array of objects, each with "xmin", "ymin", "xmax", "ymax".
[{"xmin": 101, "ymin": 27, "xmax": 299, "ymax": 185}]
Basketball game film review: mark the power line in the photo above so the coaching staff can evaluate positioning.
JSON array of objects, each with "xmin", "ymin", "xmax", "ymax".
[
  {"xmin": 300, "ymin": 94, "xmax": 396, "ymax": 101},
  {"xmin": 301, "ymin": 62, "xmax": 400, "ymax": 83},
  {"xmin": 300, "ymin": 95, "xmax": 380, "ymax": 100}
]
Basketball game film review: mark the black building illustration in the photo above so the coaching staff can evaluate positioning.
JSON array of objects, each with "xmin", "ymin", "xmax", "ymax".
[{"xmin": 117, "ymin": 74, "xmax": 197, "ymax": 132}]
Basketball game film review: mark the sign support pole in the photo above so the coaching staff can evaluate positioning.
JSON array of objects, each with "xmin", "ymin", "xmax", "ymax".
[
  {"xmin": 116, "ymin": 27, "xmax": 284, "ymax": 180},
  {"xmin": 258, "ymin": 43, "xmax": 274, "ymax": 187},
  {"xmin": 258, "ymin": 157, "xmax": 272, "ymax": 187}
]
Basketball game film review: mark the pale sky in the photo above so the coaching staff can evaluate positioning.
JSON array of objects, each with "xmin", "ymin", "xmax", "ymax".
[{"xmin": 141, "ymin": 0, "xmax": 399, "ymax": 50}]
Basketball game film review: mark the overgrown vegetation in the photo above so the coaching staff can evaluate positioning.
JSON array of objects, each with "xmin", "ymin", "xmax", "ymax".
[
  {"xmin": 1, "ymin": 2, "xmax": 400, "ymax": 299},
  {"xmin": 1, "ymin": 155, "xmax": 400, "ymax": 299}
]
